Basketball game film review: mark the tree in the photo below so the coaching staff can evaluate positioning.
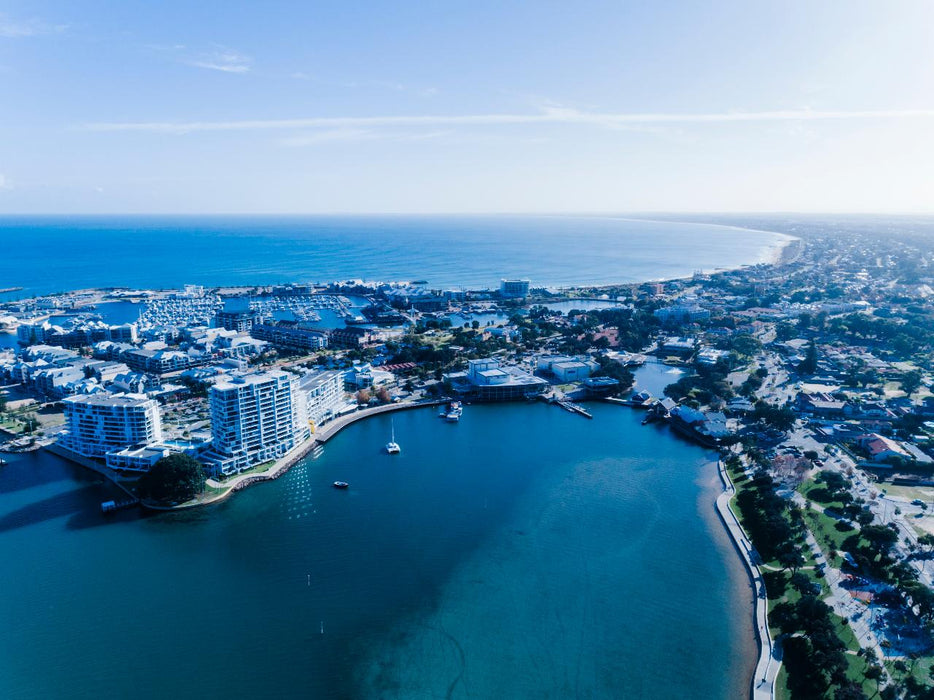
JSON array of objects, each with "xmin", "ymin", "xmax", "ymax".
[
  {"xmin": 591, "ymin": 355, "xmax": 635, "ymax": 394},
  {"xmin": 860, "ymin": 525, "xmax": 899, "ymax": 553},
  {"xmin": 731, "ymin": 333, "xmax": 762, "ymax": 359},
  {"xmin": 863, "ymin": 665, "xmax": 884, "ymax": 697},
  {"xmin": 798, "ymin": 340, "xmax": 818, "ymax": 375},
  {"xmin": 833, "ymin": 682, "xmax": 868, "ymax": 700},
  {"xmin": 355, "ymin": 389, "xmax": 371, "ymax": 405},
  {"xmin": 780, "ymin": 549, "xmax": 806, "ymax": 576},
  {"xmin": 790, "ymin": 571, "xmax": 816, "ymax": 595},
  {"xmin": 918, "ymin": 533, "xmax": 934, "ymax": 555},
  {"xmin": 753, "ymin": 401, "xmax": 796, "ymax": 432},
  {"xmin": 137, "ymin": 453, "xmax": 206, "ymax": 504},
  {"xmin": 901, "ymin": 369, "xmax": 924, "ymax": 398},
  {"xmin": 0, "ymin": 391, "xmax": 6, "ymax": 414}
]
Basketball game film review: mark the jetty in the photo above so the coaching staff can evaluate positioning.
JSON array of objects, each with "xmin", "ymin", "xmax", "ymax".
[
  {"xmin": 551, "ymin": 397, "xmax": 593, "ymax": 419},
  {"xmin": 101, "ymin": 498, "xmax": 140, "ymax": 513}
]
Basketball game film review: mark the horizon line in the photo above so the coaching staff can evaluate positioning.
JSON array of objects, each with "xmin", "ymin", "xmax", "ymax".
[{"xmin": 3, "ymin": 210, "xmax": 934, "ymax": 217}]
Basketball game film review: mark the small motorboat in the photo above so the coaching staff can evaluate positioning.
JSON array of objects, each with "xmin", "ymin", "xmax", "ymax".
[{"xmin": 332, "ymin": 481, "xmax": 349, "ymax": 489}]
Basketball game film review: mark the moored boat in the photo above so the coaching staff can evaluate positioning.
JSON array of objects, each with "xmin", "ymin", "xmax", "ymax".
[
  {"xmin": 385, "ymin": 419, "xmax": 401, "ymax": 454},
  {"xmin": 443, "ymin": 401, "xmax": 463, "ymax": 422}
]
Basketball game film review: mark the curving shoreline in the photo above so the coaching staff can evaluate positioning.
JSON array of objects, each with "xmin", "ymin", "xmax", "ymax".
[
  {"xmin": 140, "ymin": 399, "xmax": 446, "ymax": 511},
  {"xmin": 2, "ymin": 215, "xmax": 798, "ymax": 298},
  {"xmin": 44, "ymin": 391, "xmax": 777, "ymax": 696},
  {"xmin": 715, "ymin": 458, "xmax": 780, "ymax": 700}
]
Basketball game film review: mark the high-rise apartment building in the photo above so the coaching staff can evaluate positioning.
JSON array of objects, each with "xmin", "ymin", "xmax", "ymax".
[
  {"xmin": 60, "ymin": 392, "xmax": 163, "ymax": 458},
  {"xmin": 205, "ymin": 370, "xmax": 309, "ymax": 475}
]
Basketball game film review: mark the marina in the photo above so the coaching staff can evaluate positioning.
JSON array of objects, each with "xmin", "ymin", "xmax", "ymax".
[{"xmin": 137, "ymin": 293, "xmax": 223, "ymax": 329}]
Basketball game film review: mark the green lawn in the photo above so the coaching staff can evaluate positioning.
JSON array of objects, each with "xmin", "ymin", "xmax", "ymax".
[
  {"xmin": 775, "ymin": 665, "xmax": 790, "ymax": 700},
  {"xmin": 212, "ymin": 459, "xmax": 276, "ymax": 482},
  {"xmin": 799, "ymin": 497, "xmax": 868, "ymax": 569},
  {"xmin": 800, "ymin": 477, "xmax": 850, "ymax": 511},
  {"xmin": 886, "ymin": 656, "xmax": 934, "ymax": 693},
  {"xmin": 730, "ymin": 464, "xmax": 886, "ymax": 698}
]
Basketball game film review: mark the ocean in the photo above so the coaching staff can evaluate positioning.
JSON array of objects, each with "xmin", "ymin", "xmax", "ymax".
[{"xmin": 0, "ymin": 214, "xmax": 792, "ymax": 297}]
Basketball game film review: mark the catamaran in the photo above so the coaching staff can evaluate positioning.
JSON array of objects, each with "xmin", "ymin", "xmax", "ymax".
[{"xmin": 385, "ymin": 419, "xmax": 401, "ymax": 454}]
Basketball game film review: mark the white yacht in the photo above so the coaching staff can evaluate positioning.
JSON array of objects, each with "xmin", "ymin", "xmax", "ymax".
[
  {"xmin": 445, "ymin": 401, "xmax": 463, "ymax": 422},
  {"xmin": 385, "ymin": 419, "xmax": 401, "ymax": 454}
]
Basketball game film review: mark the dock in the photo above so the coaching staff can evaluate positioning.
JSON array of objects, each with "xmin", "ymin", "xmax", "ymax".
[
  {"xmin": 101, "ymin": 498, "xmax": 140, "ymax": 513},
  {"xmin": 553, "ymin": 398, "xmax": 593, "ymax": 419}
]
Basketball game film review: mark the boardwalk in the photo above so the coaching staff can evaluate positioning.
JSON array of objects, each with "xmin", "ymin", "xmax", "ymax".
[{"xmin": 313, "ymin": 399, "xmax": 445, "ymax": 443}]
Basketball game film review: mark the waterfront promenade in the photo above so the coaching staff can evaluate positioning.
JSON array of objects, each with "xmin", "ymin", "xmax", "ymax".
[
  {"xmin": 715, "ymin": 458, "xmax": 780, "ymax": 700},
  {"xmin": 312, "ymin": 398, "xmax": 445, "ymax": 443}
]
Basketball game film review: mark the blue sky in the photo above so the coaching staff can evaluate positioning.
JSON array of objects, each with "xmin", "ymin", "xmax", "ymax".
[{"xmin": 1, "ymin": 0, "xmax": 933, "ymax": 213}]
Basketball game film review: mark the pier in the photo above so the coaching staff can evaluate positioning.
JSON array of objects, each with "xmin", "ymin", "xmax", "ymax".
[
  {"xmin": 550, "ymin": 397, "xmax": 593, "ymax": 419},
  {"xmin": 101, "ymin": 498, "xmax": 140, "ymax": 513}
]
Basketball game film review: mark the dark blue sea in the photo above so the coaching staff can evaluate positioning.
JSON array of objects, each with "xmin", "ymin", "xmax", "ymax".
[{"xmin": 0, "ymin": 215, "xmax": 792, "ymax": 297}]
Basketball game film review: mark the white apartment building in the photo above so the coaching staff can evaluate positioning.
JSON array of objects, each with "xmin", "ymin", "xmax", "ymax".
[
  {"xmin": 299, "ymin": 370, "xmax": 346, "ymax": 430},
  {"xmin": 205, "ymin": 370, "xmax": 310, "ymax": 476},
  {"xmin": 60, "ymin": 392, "xmax": 163, "ymax": 458},
  {"xmin": 499, "ymin": 279, "xmax": 531, "ymax": 298}
]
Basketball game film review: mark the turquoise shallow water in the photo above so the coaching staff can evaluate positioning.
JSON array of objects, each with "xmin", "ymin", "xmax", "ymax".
[
  {"xmin": 0, "ymin": 366, "xmax": 754, "ymax": 699},
  {"xmin": 0, "ymin": 214, "xmax": 791, "ymax": 297}
]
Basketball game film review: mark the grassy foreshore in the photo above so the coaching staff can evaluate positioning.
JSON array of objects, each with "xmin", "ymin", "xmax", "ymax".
[{"xmin": 718, "ymin": 457, "xmax": 780, "ymax": 700}]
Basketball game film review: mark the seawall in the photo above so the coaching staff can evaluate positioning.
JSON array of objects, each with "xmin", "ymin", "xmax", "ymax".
[
  {"xmin": 144, "ymin": 399, "xmax": 446, "ymax": 511},
  {"xmin": 715, "ymin": 459, "xmax": 780, "ymax": 700}
]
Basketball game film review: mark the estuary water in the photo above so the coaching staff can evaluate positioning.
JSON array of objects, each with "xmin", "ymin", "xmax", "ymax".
[
  {"xmin": 0, "ymin": 215, "xmax": 792, "ymax": 297},
  {"xmin": 0, "ymin": 366, "xmax": 754, "ymax": 699}
]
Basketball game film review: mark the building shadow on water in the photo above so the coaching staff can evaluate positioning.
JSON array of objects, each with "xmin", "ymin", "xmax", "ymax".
[
  {"xmin": 0, "ymin": 483, "xmax": 155, "ymax": 534},
  {"xmin": 0, "ymin": 486, "xmax": 102, "ymax": 534},
  {"xmin": 64, "ymin": 503, "xmax": 153, "ymax": 531}
]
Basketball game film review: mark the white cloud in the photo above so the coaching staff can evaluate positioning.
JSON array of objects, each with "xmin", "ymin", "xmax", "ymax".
[
  {"xmin": 0, "ymin": 174, "xmax": 12, "ymax": 190},
  {"xmin": 0, "ymin": 14, "xmax": 66, "ymax": 38},
  {"xmin": 185, "ymin": 47, "xmax": 252, "ymax": 74},
  {"xmin": 146, "ymin": 43, "xmax": 253, "ymax": 74},
  {"xmin": 80, "ymin": 107, "xmax": 934, "ymax": 134}
]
